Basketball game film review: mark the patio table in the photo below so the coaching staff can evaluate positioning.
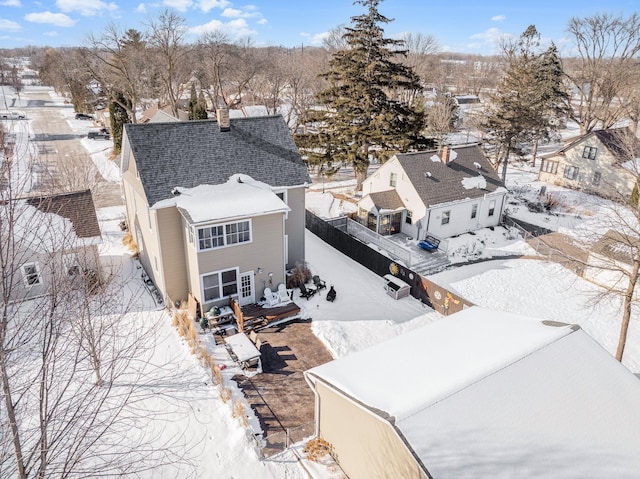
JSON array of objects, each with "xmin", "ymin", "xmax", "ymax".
[{"xmin": 225, "ymin": 332, "xmax": 261, "ymax": 368}]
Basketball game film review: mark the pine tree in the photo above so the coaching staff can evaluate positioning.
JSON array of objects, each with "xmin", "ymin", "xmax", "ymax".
[
  {"xmin": 109, "ymin": 91, "xmax": 130, "ymax": 154},
  {"xmin": 484, "ymin": 26, "xmax": 568, "ymax": 179},
  {"xmin": 195, "ymin": 90, "xmax": 208, "ymax": 120},
  {"xmin": 299, "ymin": 0, "xmax": 425, "ymax": 190},
  {"xmin": 188, "ymin": 83, "xmax": 197, "ymax": 120}
]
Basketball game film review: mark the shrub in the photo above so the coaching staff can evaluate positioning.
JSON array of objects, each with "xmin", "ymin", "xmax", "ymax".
[
  {"xmin": 303, "ymin": 437, "xmax": 334, "ymax": 462},
  {"xmin": 287, "ymin": 261, "xmax": 312, "ymax": 288}
]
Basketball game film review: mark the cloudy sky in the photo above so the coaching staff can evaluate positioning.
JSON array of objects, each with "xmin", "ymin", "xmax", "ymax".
[{"xmin": 1, "ymin": 0, "xmax": 637, "ymax": 55}]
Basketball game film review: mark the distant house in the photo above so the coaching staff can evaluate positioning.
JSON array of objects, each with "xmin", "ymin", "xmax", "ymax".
[
  {"xmin": 3, "ymin": 190, "xmax": 102, "ymax": 301},
  {"xmin": 138, "ymin": 102, "xmax": 188, "ymax": 123},
  {"xmin": 120, "ymin": 112, "xmax": 310, "ymax": 313},
  {"xmin": 584, "ymin": 229, "xmax": 640, "ymax": 297},
  {"xmin": 538, "ymin": 127, "xmax": 640, "ymax": 200},
  {"xmin": 357, "ymin": 144, "xmax": 507, "ymax": 240},
  {"xmin": 305, "ymin": 307, "xmax": 640, "ymax": 479}
]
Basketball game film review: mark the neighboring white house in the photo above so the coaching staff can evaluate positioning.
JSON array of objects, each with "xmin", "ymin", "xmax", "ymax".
[
  {"xmin": 305, "ymin": 307, "xmax": 640, "ymax": 479},
  {"xmin": 357, "ymin": 144, "xmax": 507, "ymax": 240},
  {"xmin": 538, "ymin": 127, "xmax": 640, "ymax": 200}
]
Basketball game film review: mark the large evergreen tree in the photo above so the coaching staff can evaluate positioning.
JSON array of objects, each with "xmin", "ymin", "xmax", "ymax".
[
  {"xmin": 299, "ymin": 0, "xmax": 425, "ymax": 190},
  {"xmin": 109, "ymin": 91, "xmax": 130, "ymax": 155},
  {"xmin": 484, "ymin": 26, "xmax": 568, "ymax": 180}
]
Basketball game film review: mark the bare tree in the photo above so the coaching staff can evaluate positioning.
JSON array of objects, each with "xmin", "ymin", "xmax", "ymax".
[
  {"xmin": 0, "ymin": 132, "xmax": 190, "ymax": 477},
  {"xmin": 146, "ymin": 10, "xmax": 192, "ymax": 118},
  {"xmin": 400, "ymin": 32, "xmax": 440, "ymax": 87},
  {"xmin": 565, "ymin": 13, "xmax": 640, "ymax": 134}
]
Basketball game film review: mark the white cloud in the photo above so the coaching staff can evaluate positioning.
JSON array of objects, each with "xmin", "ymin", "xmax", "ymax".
[
  {"xmin": 256, "ymin": 18, "xmax": 267, "ymax": 25},
  {"xmin": 163, "ymin": 0, "xmax": 192, "ymax": 12},
  {"xmin": 198, "ymin": 0, "xmax": 230, "ymax": 13},
  {"xmin": 0, "ymin": 0, "xmax": 22, "ymax": 7},
  {"xmin": 44, "ymin": 31, "xmax": 59, "ymax": 37},
  {"xmin": 57, "ymin": 0, "xmax": 118, "ymax": 16},
  {"xmin": 24, "ymin": 11, "xmax": 76, "ymax": 27},
  {"xmin": 136, "ymin": 3, "xmax": 146, "ymax": 13},
  {"xmin": 491, "ymin": 15, "xmax": 506, "ymax": 22},
  {"xmin": 221, "ymin": 6, "xmax": 260, "ymax": 19},
  {"xmin": 300, "ymin": 31, "xmax": 329, "ymax": 46},
  {"xmin": 0, "ymin": 18, "xmax": 21, "ymax": 31},
  {"xmin": 190, "ymin": 18, "xmax": 256, "ymax": 39}
]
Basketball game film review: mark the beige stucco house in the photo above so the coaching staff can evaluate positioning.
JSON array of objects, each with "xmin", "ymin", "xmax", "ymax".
[
  {"xmin": 358, "ymin": 144, "xmax": 507, "ymax": 240},
  {"xmin": 120, "ymin": 113, "xmax": 310, "ymax": 313},
  {"xmin": 305, "ymin": 307, "xmax": 640, "ymax": 479},
  {"xmin": 2, "ymin": 190, "xmax": 102, "ymax": 302},
  {"xmin": 538, "ymin": 127, "xmax": 640, "ymax": 200}
]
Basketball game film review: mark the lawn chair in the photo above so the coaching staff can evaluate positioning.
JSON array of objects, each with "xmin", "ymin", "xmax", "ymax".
[
  {"xmin": 313, "ymin": 275, "xmax": 327, "ymax": 291},
  {"xmin": 299, "ymin": 282, "xmax": 317, "ymax": 300},
  {"xmin": 277, "ymin": 283, "xmax": 293, "ymax": 304},
  {"xmin": 263, "ymin": 287, "xmax": 280, "ymax": 307}
]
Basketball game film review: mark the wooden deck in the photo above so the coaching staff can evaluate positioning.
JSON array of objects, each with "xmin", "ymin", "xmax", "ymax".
[{"xmin": 231, "ymin": 299, "xmax": 301, "ymax": 332}]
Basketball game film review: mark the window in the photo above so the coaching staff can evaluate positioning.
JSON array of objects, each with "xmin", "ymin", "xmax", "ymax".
[
  {"xmin": 582, "ymin": 146, "xmax": 597, "ymax": 160},
  {"xmin": 405, "ymin": 210, "xmax": 413, "ymax": 225},
  {"xmin": 390, "ymin": 172, "xmax": 397, "ymax": 187},
  {"xmin": 564, "ymin": 165, "xmax": 579, "ymax": 180},
  {"xmin": 488, "ymin": 200, "xmax": 496, "ymax": 217},
  {"xmin": 202, "ymin": 268, "xmax": 238, "ymax": 303},
  {"xmin": 541, "ymin": 159, "xmax": 559, "ymax": 175},
  {"xmin": 22, "ymin": 263, "xmax": 42, "ymax": 286},
  {"xmin": 593, "ymin": 171, "xmax": 602, "ymax": 186},
  {"xmin": 197, "ymin": 220, "xmax": 250, "ymax": 251},
  {"xmin": 441, "ymin": 210, "xmax": 450, "ymax": 225},
  {"xmin": 471, "ymin": 204, "xmax": 478, "ymax": 219},
  {"xmin": 226, "ymin": 221, "xmax": 250, "ymax": 245}
]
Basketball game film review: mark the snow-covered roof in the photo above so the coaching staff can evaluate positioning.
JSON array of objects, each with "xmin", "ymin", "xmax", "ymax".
[
  {"xmin": 153, "ymin": 174, "xmax": 290, "ymax": 224},
  {"xmin": 306, "ymin": 307, "xmax": 640, "ymax": 478}
]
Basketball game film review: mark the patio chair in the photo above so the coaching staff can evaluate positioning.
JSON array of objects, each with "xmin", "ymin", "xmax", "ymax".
[
  {"xmin": 299, "ymin": 282, "xmax": 317, "ymax": 300},
  {"xmin": 263, "ymin": 287, "xmax": 280, "ymax": 307},
  {"xmin": 312, "ymin": 275, "xmax": 327, "ymax": 291},
  {"xmin": 277, "ymin": 283, "xmax": 293, "ymax": 304}
]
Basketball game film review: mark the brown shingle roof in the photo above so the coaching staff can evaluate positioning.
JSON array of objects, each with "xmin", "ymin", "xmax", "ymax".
[
  {"xmin": 25, "ymin": 190, "xmax": 101, "ymax": 239},
  {"xmin": 368, "ymin": 189, "xmax": 405, "ymax": 211},
  {"xmin": 396, "ymin": 144, "xmax": 504, "ymax": 207},
  {"xmin": 591, "ymin": 229, "xmax": 639, "ymax": 265}
]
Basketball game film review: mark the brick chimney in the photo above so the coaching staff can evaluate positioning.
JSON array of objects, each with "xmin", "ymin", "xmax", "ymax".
[
  {"xmin": 216, "ymin": 106, "xmax": 230, "ymax": 132},
  {"xmin": 441, "ymin": 145, "xmax": 450, "ymax": 164}
]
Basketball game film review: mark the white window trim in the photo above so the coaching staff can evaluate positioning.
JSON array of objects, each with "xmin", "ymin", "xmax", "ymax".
[
  {"xmin": 22, "ymin": 262, "xmax": 42, "ymax": 287},
  {"xmin": 441, "ymin": 210, "xmax": 451, "ymax": 225},
  {"xmin": 274, "ymin": 189, "xmax": 288, "ymax": 219},
  {"xmin": 488, "ymin": 200, "xmax": 496, "ymax": 217},
  {"xmin": 200, "ymin": 267, "xmax": 240, "ymax": 304},
  {"xmin": 196, "ymin": 219, "xmax": 253, "ymax": 252}
]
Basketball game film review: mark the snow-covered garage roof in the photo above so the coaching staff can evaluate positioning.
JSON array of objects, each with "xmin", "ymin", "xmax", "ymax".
[{"xmin": 306, "ymin": 307, "xmax": 640, "ymax": 478}]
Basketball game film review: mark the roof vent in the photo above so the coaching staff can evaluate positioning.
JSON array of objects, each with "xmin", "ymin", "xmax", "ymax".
[
  {"xmin": 425, "ymin": 172, "xmax": 432, "ymax": 178},
  {"xmin": 474, "ymin": 161, "xmax": 482, "ymax": 169},
  {"xmin": 171, "ymin": 187, "xmax": 181, "ymax": 196}
]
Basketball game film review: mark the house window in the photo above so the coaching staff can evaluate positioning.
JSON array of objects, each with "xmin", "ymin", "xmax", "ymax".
[
  {"xmin": 471, "ymin": 204, "xmax": 478, "ymax": 219},
  {"xmin": 202, "ymin": 268, "xmax": 238, "ymax": 303},
  {"xmin": 441, "ymin": 210, "xmax": 450, "ymax": 225},
  {"xmin": 541, "ymin": 159, "xmax": 559, "ymax": 175},
  {"xmin": 405, "ymin": 210, "xmax": 413, "ymax": 225},
  {"xmin": 593, "ymin": 171, "xmax": 602, "ymax": 186},
  {"xmin": 390, "ymin": 172, "xmax": 397, "ymax": 187},
  {"xmin": 22, "ymin": 263, "xmax": 42, "ymax": 287},
  {"xmin": 188, "ymin": 226, "xmax": 194, "ymax": 245},
  {"xmin": 488, "ymin": 200, "xmax": 496, "ymax": 217},
  {"xmin": 564, "ymin": 165, "xmax": 579, "ymax": 180},
  {"xmin": 226, "ymin": 221, "xmax": 251, "ymax": 245},
  {"xmin": 197, "ymin": 220, "xmax": 250, "ymax": 251},
  {"xmin": 582, "ymin": 146, "xmax": 597, "ymax": 160}
]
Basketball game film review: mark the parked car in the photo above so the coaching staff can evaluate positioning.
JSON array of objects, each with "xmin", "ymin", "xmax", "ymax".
[
  {"xmin": 0, "ymin": 110, "xmax": 26, "ymax": 120},
  {"xmin": 75, "ymin": 113, "xmax": 94, "ymax": 120},
  {"xmin": 88, "ymin": 128, "xmax": 110, "ymax": 140}
]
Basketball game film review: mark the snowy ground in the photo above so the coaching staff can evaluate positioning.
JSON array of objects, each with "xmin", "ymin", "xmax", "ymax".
[{"xmin": 10, "ymin": 86, "xmax": 640, "ymax": 477}]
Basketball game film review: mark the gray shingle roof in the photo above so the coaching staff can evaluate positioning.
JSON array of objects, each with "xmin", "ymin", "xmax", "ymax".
[
  {"xmin": 368, "ymin": 189, "xmax": 405, "ymax": 210},
  {"xmin": 25, "ymin": 189, "xmax": 101, "ymax": 239},
  {"xmin": 396, "ymin": 144, "xmax": 504, "ymax": 207},
  {"xmin": 124, "ymin": 115, "xmax": 310, "ymax": 206},
  {"xmin": 544, "ymin": 127, "xmax": 640, "ymax": 161}
]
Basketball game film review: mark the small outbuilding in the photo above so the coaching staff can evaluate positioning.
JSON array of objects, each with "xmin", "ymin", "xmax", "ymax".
[{"xmin": 305, "ymin": 307, "xmax": 640, "ymax": 479}]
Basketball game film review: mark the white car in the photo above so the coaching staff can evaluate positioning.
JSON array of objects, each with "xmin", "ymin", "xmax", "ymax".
[{"xmin": 0, "ymin": 110, "xmax": 26, "ymax": 120}]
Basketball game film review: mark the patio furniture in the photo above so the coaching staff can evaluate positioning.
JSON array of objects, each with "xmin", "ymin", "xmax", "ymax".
[
  {"xmin": 418, "ymin": 234, "xmax": 440, "ymax": 252},
  {"xmin": 225, "ymin": 332, "xmax": 261, "ymax": 368},
  {"xmin": 313, "ymin": 275, "xmax": 327, "ymax": 291},
  {"xmin": 263, "ymin": 287, "xmax": 280, "ymax": 307},
  {"xmin": 206, "ymin": 305, "xmax": 235, "ymax": 326},
  {"xmin": 299, "ymin": 282, "xmax": 317, "ymax": 300},
  {"xmin": 326, "ymin": 285, "xmax": 336, "ymax": 302},
  {"xmin": 383, "ymin": 274, "xmax": 411, "ymax": 300},
  {"xmin": 277, "ymin": 283, "xmax": 293, "ymax": 304}
]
